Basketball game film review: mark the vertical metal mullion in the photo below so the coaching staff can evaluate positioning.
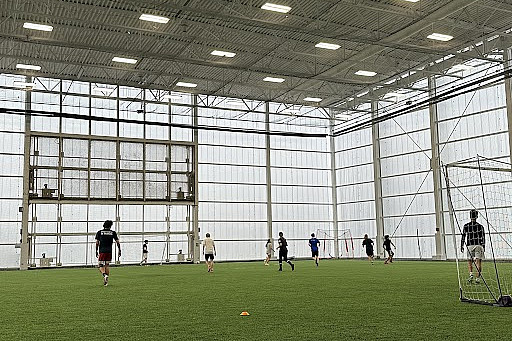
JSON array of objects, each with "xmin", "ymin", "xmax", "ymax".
[
  {"xmin": 329, "ymin": 116, "xmax": 339, "ymax": 258},
  {"xmin": 142, "ymin": 90, "xmax": 146, "ymax": 202},
  {"xmin": 503, "ymin": 47, "xmax": 512, "ymax": 165},
  {"xmin": 265, "ymin": 102, "xmax": 273, "ymax": 253},
  {"xmin": 429, "ymin": 76, "xmax": 447, "ymax": 260},
  {"xmin": 371, "ymin": 100, "xmax": 385, "ymax": 258},
  {"xmin": 192, "ymin": 94, "xmax": 200, "ymax": 263},
  {"xmin": 57, "ymin": 80, "xmax": 63, "ymax": 266},
  {"xmin": 115, "ymin": 86, "xmax": 120, "ymax": 264},
  {"xmin": 20, "ymin": 76, "xmax": 32, "ymax": 270}
]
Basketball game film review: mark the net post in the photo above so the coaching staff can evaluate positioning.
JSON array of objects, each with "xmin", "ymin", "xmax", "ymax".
[
  {"xmin": 444, "ymin": 165, "xmax": 463, "ymax": 297},
  {"xmin": 476, "ymin": 155, "xmax": 504, "ymax": 303}
]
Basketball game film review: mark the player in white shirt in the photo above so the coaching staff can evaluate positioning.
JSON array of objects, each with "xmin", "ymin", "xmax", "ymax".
[
  {"xmin": 264, "ymin": 239, "xmax": 273, "ymax": 266},
  {"xmin": 202, "ymin": 233, "xmax": 216, "ymax": 272}
]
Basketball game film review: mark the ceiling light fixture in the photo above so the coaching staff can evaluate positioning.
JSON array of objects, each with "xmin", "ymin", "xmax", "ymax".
[
  {"xmin": 261, "ymin": 3, "xmax": 291, "ymax": 13},
  {"xmin": 139, "ymin": 14, "xmax": 170, "ymax": 24},
  {"xmin": 427, "ymin": 33, "xmax": 454, "ymax": 42},
  {"xmin": 112, "ymin": 57, "xmax": 138, "ymax": 64},
  {"xmin": 211, "ymin": 50, "xmax": 236, "ymax": 58},
  {"xmin": 315, "ymin": 42, "xmax": 341, "ymax": 50},
  {"xmin": 176, "ymin": 82, "xmax": 197, "ymax": 88},
  {"xmin": 23, "ymin": 22, "xmax": 53, "ymax": 31},
  {"xmin": 16, "ymin": 63, "xmax": 41, "ymax": 71},
  {"xmin": 355, "ymin": 70, "xmax": 377, "ymax": 77},
  {"xmin": 303, "ymin": 97, "xmax": 322, "ymax": 102},
  {"xmin": 263, "ymin": 77, "xmax": 285, "ymax": 83}
]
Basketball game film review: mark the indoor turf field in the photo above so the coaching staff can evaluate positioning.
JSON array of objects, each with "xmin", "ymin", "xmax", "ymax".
[{"xmin": 0, "ymin": 260, "xmax": 509, "ymax": 340}]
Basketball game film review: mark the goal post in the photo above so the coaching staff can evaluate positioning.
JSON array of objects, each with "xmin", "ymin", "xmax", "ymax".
[
  {"xmin": 445, "ymin": 156, "xmax": 512, "ymax": 307},
  {"xmin": 316, "ymin": 229, "xmax": 355, "ymax": 259}
]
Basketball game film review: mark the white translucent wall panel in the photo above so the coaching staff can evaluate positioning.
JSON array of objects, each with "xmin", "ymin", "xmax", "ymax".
[
  {"xmin": 335, "ymin": 127, "xmax": 375, "ymax": 258},
  {"xmin": 378, "ymin": 93, "xmax": 436, "ymax": 257},
  {"xmin": 0, "ymin": 76, "xmax": 24, "ymax": 268},
  {"xmin": 270, "ymin": 113, "xmax": 331, "ymax": 259},
  {"xmin": 438, "ymin": 62, "xmax": 511, "ymax": 258},
  {"xmin": 198, "ymin": 110, "xmax": 267, "ymax": 261}
]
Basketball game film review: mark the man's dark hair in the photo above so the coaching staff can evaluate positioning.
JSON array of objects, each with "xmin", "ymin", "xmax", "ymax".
[
  {"xmin": 144, "ymin": 240, "xmax": 148, "ymax": 243},
  {"xmin": 206, "ymin": 233, "xmax": 210, "ymax": 237},
  {"xmin": 470, "ymin": 209, "xmax": 478, "ymax": 219},
  {"xmin": 311, "ymin": 233, "xmax": 315, "ymax": 238},
  {"xmin": 384, "ymin": 234, "xmax": 389, "ymax": 239},
  {"xmin": 279, "ymin": 231, "xmax": 283, "ymax": 236},
  {"xmin": 103, "ymin": 220, "xmax": 113, "ymax": 229}
]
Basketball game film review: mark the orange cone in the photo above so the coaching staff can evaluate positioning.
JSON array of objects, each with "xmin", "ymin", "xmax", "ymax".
[{"xmin": 240, "ymin": 311, "xmax": 250, "ymax": 316}]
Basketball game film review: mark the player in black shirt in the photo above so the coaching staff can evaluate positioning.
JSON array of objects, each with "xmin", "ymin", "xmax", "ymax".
[
  {"xmin": 362, "ymin": 234, "xmax": 374, "ymax": 264},
  {"xmin": 95, "ymin": 220, "xmax": 121, "ymax": 286},
  {"xmin": 383, "ymin": 235, "xmax": 395, "ymax": 264},
  {"xmin": 140, "ymin": 240, "xmax": 148, "ymax": 266},
  {"xmin": 276, "ymin": 231, "xmax": 295, "ymax": 272},
  {"xmin": 461, "ymin": 209, "xmax": 485, "ymax": 283}
]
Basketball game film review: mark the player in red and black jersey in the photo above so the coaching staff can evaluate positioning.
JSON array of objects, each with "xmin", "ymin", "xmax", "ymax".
[{"xmin": 95, "ymin": 220, "xmax": 121, "ymax": 286}]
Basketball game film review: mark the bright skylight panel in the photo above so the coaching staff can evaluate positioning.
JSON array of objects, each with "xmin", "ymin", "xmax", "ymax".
[
  {"xmin": 427, "ymin": 33, "xmax": 454, "ymax": 42},
  {"xmin": 403, "ymin": 0, "xmax": 419, "ymax": 2},
  {"xmin": 261, "ymin": 3, "xmax": 291, "ymax": 13},
  {"xmin": 211, "ymin": 50, "xmax": 236, "ymax": 58},
  {"xmin": 93, "ymin": 87, "xmax": 116, "ymax": 93},
  {"xmin": 315, "ymin": 42, "xmax": 341, "ymax": 50},
  {"xmin": 263, "ymin": 77, "xmax": 285, "ymax": 83},
  {"xmin": 13, "ymin": 81, "xmax": 36, "ymax": 88},
  {"xmin": 139, "ymin": 14, "xmax": 170, "ymax": 24},
  {"xmin": 112, "ymin": 57, "xmax": 138, "ymax": 64},
  {"xmin": 303, "ymin": 97, "xmax": 322, "ymax": 102},
  {"xmin": 16, "ymin": 64, "xmax": 41, "ymax": 71},
  {"xmin": 176, "ymin": 82, "xmax": 197, "ymax": 88},
  {"xmin": 355, "ymin": 70, "xmax": 377, "ymax": 77},
  {"xmin": 451, "ymin": 64, "xmax": 473, "ymax": 71},
  {"xmin": 23, "ymin": 22, "xmax": 53, "ymax": 31}
]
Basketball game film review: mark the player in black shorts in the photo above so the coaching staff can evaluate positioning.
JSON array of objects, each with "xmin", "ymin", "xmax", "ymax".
[
  {"xmin": 383, "ymin": 235, "xmax": 395, "ymax": 265},
  {"xmin": 277, "ymin": 231, "xmax": 294, "ymax": 272},
  {"xmin": 95, "ymin": 220, "xmax": 121, "ymax": 286},
  {"xmin": 362, "ymin": 234, "xmax": 374, "ymax": 264},
  {"xmin": 308, "ymin": 233, "xmax": 320, "ymax": 267}
]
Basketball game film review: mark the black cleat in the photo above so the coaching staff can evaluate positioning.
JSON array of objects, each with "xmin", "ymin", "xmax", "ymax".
[{"xmin": 291, "ymin": 263, "xmax": 295, "ymax": 271}]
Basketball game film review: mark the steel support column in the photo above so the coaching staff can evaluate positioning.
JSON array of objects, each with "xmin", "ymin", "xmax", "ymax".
[
  {"xmin": 192, "ymin": 94, "xmax": 200, "ymax": 263},
  {"xmin": 429, "ymin": 76, "xmax": 447, "ymax": 260},
  {"xmin": 265, "ymin": 102, "xmax": 273, "ymax": 253},
  {"xmin": 20, "ymin": 77, "xmax": 32, "ymax": 270},
  {"xmin": 329, "ymin": 117, "xmax": 340, "ymax": 258},
  {"xmin": 504, "ymin": 46, "xmax": 512, "ymax": 165},
  {"xmin": 371, "ymin": 101, "xmax": 385, "ymax": 258}
]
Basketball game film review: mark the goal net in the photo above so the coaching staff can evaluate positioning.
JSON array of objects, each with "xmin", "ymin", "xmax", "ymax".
[
  {"xmin": 316, "ymin": 229, "xmax": 354, "ymax": 259},
  {"xmin": 445, "ymin": 156, "xmax": 512, "ymax": 306}
]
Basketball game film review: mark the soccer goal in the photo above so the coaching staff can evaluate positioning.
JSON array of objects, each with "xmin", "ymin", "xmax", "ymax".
[
  {"xmin": 445, "ymin": 156, "xmax": 512, "ymax": 307},
  {"xmin": 316, "ymin": 229, "xmax": 354, "ymax": 259}
]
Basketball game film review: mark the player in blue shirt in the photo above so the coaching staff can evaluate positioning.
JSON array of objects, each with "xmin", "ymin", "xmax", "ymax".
[{"xmin": 309, "ymin": 233, "xmax": 320, "ymax": 267}]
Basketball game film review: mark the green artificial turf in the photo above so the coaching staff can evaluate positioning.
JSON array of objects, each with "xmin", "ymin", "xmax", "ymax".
[{"xmin": 0, "ymin": 260, "xmax": 510, "ymax": 340}]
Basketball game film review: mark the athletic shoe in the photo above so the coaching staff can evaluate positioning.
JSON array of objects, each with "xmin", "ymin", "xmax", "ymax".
[
  {"xmin": 475, "ymin": 277, "xmax": 481, "ymax": 284},
  {"xmin": 103, "ymin": 275, "xmax": 109, "ymax": 286},
  {"xmin": 291, "ymin": 263, "xmax": 295, "ymax": 271},
  {"xmin": 467, "ymin": 275, "xmax": 474, "ymax": 283}
]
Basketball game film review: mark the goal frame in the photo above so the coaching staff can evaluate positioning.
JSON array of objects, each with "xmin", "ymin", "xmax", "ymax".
[{"xmin": 444, "ymin": 155, "xmax": 512, "ymax": 307}]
